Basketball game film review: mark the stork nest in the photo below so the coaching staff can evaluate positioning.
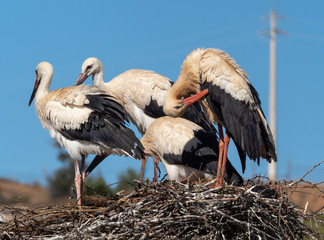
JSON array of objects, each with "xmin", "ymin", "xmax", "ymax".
[{"xmin": 0, "ymin": 178, "xmax": 322, "ymax": 240}]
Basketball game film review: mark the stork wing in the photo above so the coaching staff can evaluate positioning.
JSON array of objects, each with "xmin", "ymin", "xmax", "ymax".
[
  {"xmin": 42, "ymin": 85, "xmax": 144, "ymax": 159},
  {"xmin": 115, "ymin": 70, "xmax": 172, "ymax": 118},
  {"xmin": 110, "ymin": 69, "xmax": 216, "ymax": 135},
  {"xmin": 163, "ymin": 129, "xmax": 243, "ymax": 184},
  {"xmin": 142, "ymin": 117, "xmax": 242, "ymax": 183}
]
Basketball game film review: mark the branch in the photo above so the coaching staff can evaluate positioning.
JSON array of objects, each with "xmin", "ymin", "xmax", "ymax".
[{"xmin": 289, "ymin": 159, "xmax": 324, "ymax": 186}]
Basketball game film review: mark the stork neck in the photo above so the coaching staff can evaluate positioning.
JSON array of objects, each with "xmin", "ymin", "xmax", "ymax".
[
  {"xmin": 163, "ymin": 89, "xmax": 188, "ymax": 117},
  {"xmin": 35, "ymin": 76, "xmax": 51, "ymax": 103},
  {"xmin": 92, "ymin": 71, "xmax": 104, "ymax": 88}
]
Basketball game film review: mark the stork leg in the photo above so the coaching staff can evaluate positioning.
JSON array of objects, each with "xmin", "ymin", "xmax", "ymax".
[
  {"xmin": 215, "ymin": 123, "xmax": 225, "ymax": 188},
  {"xmin": 80, "ymin": 155, "xmax": 86, "ymax": 196},
  {"xmin": 153, "ymin": 158, "xmax": 159, "ymax": 182},
  {"xmin": 139, "ymin": 156, "xmax": 148, "ymax": 183},
  {"xmin": 74, "ymin": 157, "xmax": 82, "ymax": 208},
  {"xmin": 220, "ymin": 132, "xmax": 231, "ymax": 185}
]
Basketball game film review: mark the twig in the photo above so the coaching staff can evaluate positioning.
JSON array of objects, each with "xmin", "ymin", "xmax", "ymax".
[
  {"xmin": 0, "ymin": 178, "xmax": 320, "ymax": 239},
  {"xmin": 289, "ymin": 160, "xmax": 324, "ymax": 186}
]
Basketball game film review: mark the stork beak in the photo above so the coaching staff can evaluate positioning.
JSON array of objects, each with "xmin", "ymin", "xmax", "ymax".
[
  {"xmin": 29, "ymin": 79, "xmax": 40, "ymax": 106},
  {"xmin": 182, "ymin": 89, "xmax": 209, "ymax": 106},
  {"xmin": 74, "ymin": 72, "xmax": 88, "ymax": 86}
]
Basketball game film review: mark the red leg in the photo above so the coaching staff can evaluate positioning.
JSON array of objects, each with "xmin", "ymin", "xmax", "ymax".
[
  {"xmin": 153, "ymin": 158, "xmax": 159, "ymax": 182},
  {"xmin": 220, "ymin": 132, "xmax": 230, "ymax": 185},
  {"xmin": 74, "ymin": 157, "xmax": 82, "ymax": 209},
  {"xmin": 215, "ymin": 123, "xmax": 225, "ymax": 188},
  {"xmin": 80, "ymin": 155, "xmax": 86, "ymax": 198},
  {"xmin": 139, "ymin": 156, "xmax": 148, "ymax": 183}
]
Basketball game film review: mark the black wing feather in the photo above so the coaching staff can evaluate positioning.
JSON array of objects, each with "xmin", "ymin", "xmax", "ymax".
[
  {"xmin": 202, "ymin": 81, "xmax": 274, "ymax": 172},
  {"xmin": 162, "ymin": 129, "xmax": 243, "ymax": 185},
  {"xmin": 60, "ymin": 94, "xmax": 144, "ymax": 160},
  {"xmin": 143, "ymin": 99, "xmax": 165, "ymax": 118}
]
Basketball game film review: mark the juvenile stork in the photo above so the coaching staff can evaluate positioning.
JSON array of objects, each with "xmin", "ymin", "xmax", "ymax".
[
  {"xmin": 163, "ymin": 48, "xmax": 277, "ymax": 186},
  {"xmin": 141, "ymin": 116, "xmax": 243, "ymax": 185},
  {"xmin": 75, "ymin": 57, "xmax": 217, "ymax": 181},
  {"xmin": 29, "ymin": 62, "xmax": 144, "ymax": 207}
]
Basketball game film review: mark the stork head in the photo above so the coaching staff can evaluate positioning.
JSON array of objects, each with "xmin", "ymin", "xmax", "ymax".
[
  {"xmin": 75, "ymin": 57, "xmax": 104, "ymax": 86},
  {"xmin": 163, "ymin": 89, "xmax": 189, "ymax": 117},
  {"xmin": 29, "ymin": 62, "xmax": 53, "ymax": 106}
]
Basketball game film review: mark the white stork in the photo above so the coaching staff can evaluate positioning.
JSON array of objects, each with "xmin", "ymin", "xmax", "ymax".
[
  {"xmin": 28, "ymin": 62, "xmax": 144, "ymax": 207},
  {"xmin": 75, "ymin": 57, "xmax": 217, "ymax": 181},
  {"xmin": 163, "ymin": 48, "xmax": 277, "ymax": 186},
  {"xmin": 141, "ymin": 116, "xmax": 243, "ymax": 184}
]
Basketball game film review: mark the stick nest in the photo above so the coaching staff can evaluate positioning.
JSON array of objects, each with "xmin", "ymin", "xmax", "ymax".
[{"xmin": 0, "ymin": 178, "xmax": 322, "ymax": 239}]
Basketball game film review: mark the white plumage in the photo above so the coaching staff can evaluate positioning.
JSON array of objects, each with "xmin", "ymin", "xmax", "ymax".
[
  {"xmin": 76, "ymin": 60, "xmax": 172, "ymax": 134},
  {"xmin": 75, "ymin": 57, "xmax": 217, "ymax": 181},
  {"xmin": 29, "ymin": 62, "xmax": 144, "ymax": 207},
  {"xmin": 163, "ymin": 48, "xmax": 277, "ymax": 186},
  {"xmin": 141, "ymin": 116, "xmax": 243, "ymax": 184}
]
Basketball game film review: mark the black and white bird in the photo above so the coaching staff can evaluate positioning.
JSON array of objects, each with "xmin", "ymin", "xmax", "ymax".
[
  {"xmin": 163, "ymin": 48, "xmax": 277, "ymax": 186},
  {"xmin": 75, "ymin": 57, "xmax": 217, "ymax": 181},
  {"xmin": 141, "ymin": 116, "xmax": 243, "ymax": 185},
  {"xmin": 29, "ymin": 62, "xmax": 144, "ymax": 207}
]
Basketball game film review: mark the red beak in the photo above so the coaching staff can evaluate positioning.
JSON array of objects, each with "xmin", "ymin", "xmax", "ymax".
[
  {"xmin": 74, "ymin": 72, "xmax": 88, "ymax": 86},
  {"xmin": 29, "ymin": 79, "xmax": 40, "ymax": 106},
  {"xmin": 182, "ymin": 89, "xmax": 209, "ymax": 106}
]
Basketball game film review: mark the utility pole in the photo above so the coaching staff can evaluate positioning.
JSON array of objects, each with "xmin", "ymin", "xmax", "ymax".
[{"xmin": 268, "ymin": 9, "xmax": 277, "ymax": 181}]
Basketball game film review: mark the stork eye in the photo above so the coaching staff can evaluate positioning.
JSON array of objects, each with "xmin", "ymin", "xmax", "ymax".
[
  {"xmin": 86, "ymin": 65, "xmax": 93, "ymax": 71},
  {"xmin": 174, "ymin": 104, "xmax": 184, "ymax": 109},
  {"xmin": 35, "ymin": 70, "xmax": 38, "ymax": 75}
]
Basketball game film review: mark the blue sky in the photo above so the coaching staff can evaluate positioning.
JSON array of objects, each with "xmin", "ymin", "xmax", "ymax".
[{"xmin": 0, "ymin": 1, "xmax": 323, "ymax": 186}]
